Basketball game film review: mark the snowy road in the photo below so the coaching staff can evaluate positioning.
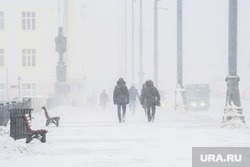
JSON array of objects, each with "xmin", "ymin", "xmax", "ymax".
[{"xmin": 1, "ymin": 97, "xmax": 250, "ymax": 167}]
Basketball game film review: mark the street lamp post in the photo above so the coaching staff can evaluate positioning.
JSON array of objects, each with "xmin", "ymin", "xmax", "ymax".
[
  {"xmin": 54, "ymin": 0, "xmax": 70, "ymax": 105},
  {"xmin": 177, "ymin": 0, "xmax": 183, "ymax": 88},
  {"xmin": 154, "ymin": 0, "xmax": 158, "ymax": 87},
  {"xmin": 174, "ymin": 0, "xmax": 187, "ymax": 112},
  {"xmin": 223, "ymin": 0, "xmax": 245, "ymax": 123},
  {"xmin": 131, "ymin": 0, "xmax": 135, "ymax": 84},
  {"xmin": 138, "ymin": 0, "xmax": 144, "ymax": 86},
  {"xmin": 124, "ymin": 0, "xmax": 128, "ymax": 80}
]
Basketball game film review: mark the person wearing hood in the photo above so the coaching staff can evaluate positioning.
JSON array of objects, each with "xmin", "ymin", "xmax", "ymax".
[
  {"xmin": 113, "ymin": 78, "xmax": 129, "ymax": 123},
  {"xmin": 128, "ymin": 85, "xmax": 139, "ymax": 115},
  {"xmin": 140, "ymin": 80, "xmax": 161, "ymax": 122},
  {"xmin": 140, "ymin": 83, "xmax": 147, "ymax": 116}
]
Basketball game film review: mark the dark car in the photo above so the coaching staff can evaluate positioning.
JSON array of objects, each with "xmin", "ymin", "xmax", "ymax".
[{"xmin": 185, "ymin": 84, "xmax": 210, "ymax": 111}]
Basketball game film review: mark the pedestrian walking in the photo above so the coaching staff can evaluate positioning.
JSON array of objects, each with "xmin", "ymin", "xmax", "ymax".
[
  {"xmin": 113, "ymin": 78, "xmax": 129, "ymax": 123},
  {"xmin": 140, "ymin": 80, "xmax": 161, "ymax": 122},
  {"xmin": 100, "ymin": 89, "xmax": 109, "ymax": 110},
  {"xmin": 128, "ymin": 85, "xmax": 139, "ymax": 115},
  {"xmin": 140, "ymin": 83, "xmax": 147, "ymax": 116}
]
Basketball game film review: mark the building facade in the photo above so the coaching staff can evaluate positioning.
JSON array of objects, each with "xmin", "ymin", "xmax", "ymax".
[{"xmin": 0, "ymin": 0, "xmax": 86, "ymax": 104}]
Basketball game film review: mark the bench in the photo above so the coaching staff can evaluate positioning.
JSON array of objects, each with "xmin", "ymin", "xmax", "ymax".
[
  {"xmin": 42, "ymin": 106, "xmax": 60, "ymax": 127},
  {"xmin": 23, "ymin": 114, "xmax": 48, "ymax": 143}
]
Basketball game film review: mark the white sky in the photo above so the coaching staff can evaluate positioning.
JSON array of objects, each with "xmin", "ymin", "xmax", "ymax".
[
  {"xmin": 83, "ymin": 0, "xmax": 250, "ymax": 93},
  {"xmin": 2, "ymin": 0, "xmax": 250, "ymax": 95}
]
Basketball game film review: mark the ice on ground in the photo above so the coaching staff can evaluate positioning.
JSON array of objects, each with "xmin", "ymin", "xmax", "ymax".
[
  {"xmin": 0, "ymin": 98, "xmax": 250, "ymax": 167},
  {"xmin": 0, "ymin": 126, "xmax": 35, "ymax": 157}
]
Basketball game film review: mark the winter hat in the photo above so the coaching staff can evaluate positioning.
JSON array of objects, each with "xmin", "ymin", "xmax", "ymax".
[
  {"xmin": 117, "ymin": 78, "xmax": 126, "ymax": 85},
  {"xmin": 145, "ymin": 80, "xmax": 154, "ymax": 87}
]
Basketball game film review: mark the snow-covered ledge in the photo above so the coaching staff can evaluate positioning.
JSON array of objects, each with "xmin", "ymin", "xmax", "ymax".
[
  {"xmin": 221, "ymin": 102, "xmax": 247, "ymax": 128},
  {"xmin": 174, "ymin": 84, "xmax": 187, "ymax": 114}
]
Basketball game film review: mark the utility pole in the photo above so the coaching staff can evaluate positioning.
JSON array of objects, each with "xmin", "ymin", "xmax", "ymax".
[
  {"xmin": 154, "ymin": 0, "xmax": 158, "ymax": 87},
  {"xmin": 131, "ymin": 0, "xmax": 135, "ymax": 84},
  {"xmin": 124, "ymin": 0, "xmax": 127, "ymax": 80},
  {"xmin": 121, "ymin": 0, "xmax": 124, "ymax": 77},
  {"xmin": 175, "ymin": 0, "xmax": 187, "ymax": 112},
  {"xmin": 223, "ymin": 0, "xmax": 245, "ymax": 123},
  {"xmin": 58, "ymin": 0, "xmax": 61, "ymax": 26},
  {"xmin": 63, "ymin": 0, "xmax": 68, "ymax": 36},
  {"xmin": 177, "ymin": 0, "xmax": 183, "ymax": 88},
  {"xmin": 138, "ymin": 0, "xmax": 144, "ymax": 86}
]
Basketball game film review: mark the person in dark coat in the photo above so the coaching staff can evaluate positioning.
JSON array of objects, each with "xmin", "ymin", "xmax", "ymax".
[
  {"xmin": 140, "ymin": 83, "xmax": 147, "ymax": 116},
  {"xmin": 113, "ymin": 78, "xmax": 129, "ymax": 123},
  {"xmin": 100, "ymin": 89, "xmax": 109, "ymax": 110},
  {"xmin": 128, "ymin": 85, "xmax": 139, "ymax": 115},
  {"xmin": 140, "ymin": 80, "xmax": 160, "ymax": 122}
]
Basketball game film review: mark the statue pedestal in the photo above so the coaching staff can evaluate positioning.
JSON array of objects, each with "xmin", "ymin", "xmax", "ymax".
[
  {"xmin": 50, "ymin": 27, "xmax": 69, "ymax": 107},
  {"xmin": 56, "ymin": 63, "xmax": 67, "ymax": 82},
  {"xmin": 55, "ymin": 82, "xmax": 70, "ymax": 105}
]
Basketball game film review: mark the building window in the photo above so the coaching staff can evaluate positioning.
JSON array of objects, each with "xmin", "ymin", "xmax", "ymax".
[
  {"xmin": 0, "ymin": 84, "xmax": 4, "ymax": 101},
  {"xmin": 0, "ymin": 49, "xmax": 4, "ymax": 67},
  {"xmin": 0, "ymin": 12, "xmax": 4, "ymax": 30},
  {"xmin": 22, "ymin": 49, "xmax": 36, "ymax": 67},
  {"xmin": 22, "ymin": 12, "xmax": 36, "ymax": 31},
  {"xmin": 22, "ymin": 83, "xmax": 36, "ymax": 97}
]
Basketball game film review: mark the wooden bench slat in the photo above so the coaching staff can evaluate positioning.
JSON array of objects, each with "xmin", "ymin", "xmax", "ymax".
[
  {"xmin": 42, "ymin": 106, "xmax": 60, "ymax": 127},
  {"xmin": 23, "ymin": 115, "xmax": 48, "ymax": 143}
]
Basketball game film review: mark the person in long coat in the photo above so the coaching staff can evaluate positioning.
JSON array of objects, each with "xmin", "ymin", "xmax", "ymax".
[
  {"xmin": 113, "ymin": 78, "xmax": 129, "ymax": 123},
  {"xmin": 128, "ymin": 85, "xmax": 139, "ymax": 115},
  {"xmin": 100, "ymin": 89, "xmax": 109, "ymax": 110},
  {"xmin": 140, "ymin": 83, "xmax": 147, "ymax": 116},
  {"xmin": 140, "ymin": 80, "xmax": 160, "ymax": 122}
]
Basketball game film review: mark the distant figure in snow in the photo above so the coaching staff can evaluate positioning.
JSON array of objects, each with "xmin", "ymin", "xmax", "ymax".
[
  {"xmin": 140, "ymin": 83, "xmax": 147, "ymax": 116},
  {"xmin": 140, "ymin": 80, "xmax": 161, "ymax": 122},
  {"xmin": 86, "ymin": 93, "xmax": 97, "ymax": 110},
  {"xmin": 113, "ymin": 78, "xmax": 129, "ymax": 123},
  {"xmin": 100, "ymin": 89, "xmax": 109, "ymax": 110},
  {"xmin": 128, "ymin": 85, "xmax": 139, "ymax": 115}
]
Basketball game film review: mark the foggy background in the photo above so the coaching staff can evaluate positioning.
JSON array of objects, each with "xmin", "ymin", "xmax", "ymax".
[
  {"xmin": 82, "ymin": 0, "xmax": 250, "ymax": 96},
  {"xmin": 2, "ymin": 0, "xmax": 250, "ymax": 102}
]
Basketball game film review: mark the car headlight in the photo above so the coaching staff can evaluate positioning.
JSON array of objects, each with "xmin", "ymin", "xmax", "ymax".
[{"xmin": 192, "ymin": 103, "xmax": 196, "ymax": 107}]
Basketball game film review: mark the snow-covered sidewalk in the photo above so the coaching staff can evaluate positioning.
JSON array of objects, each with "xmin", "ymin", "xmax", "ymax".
[{"xmin": 1, "ymin": 98, "xmax": 250, "ymax": 167}]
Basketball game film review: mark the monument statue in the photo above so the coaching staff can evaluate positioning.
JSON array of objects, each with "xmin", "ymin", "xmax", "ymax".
[{"xmin": 55, "ymin": 27, "xmax": 69, "ymax": 95}]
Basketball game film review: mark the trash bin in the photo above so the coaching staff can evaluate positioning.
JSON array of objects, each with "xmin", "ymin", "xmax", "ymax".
[{"xmin": 9, "ymin": 108, "xmax": 33, "ymax": 140}]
